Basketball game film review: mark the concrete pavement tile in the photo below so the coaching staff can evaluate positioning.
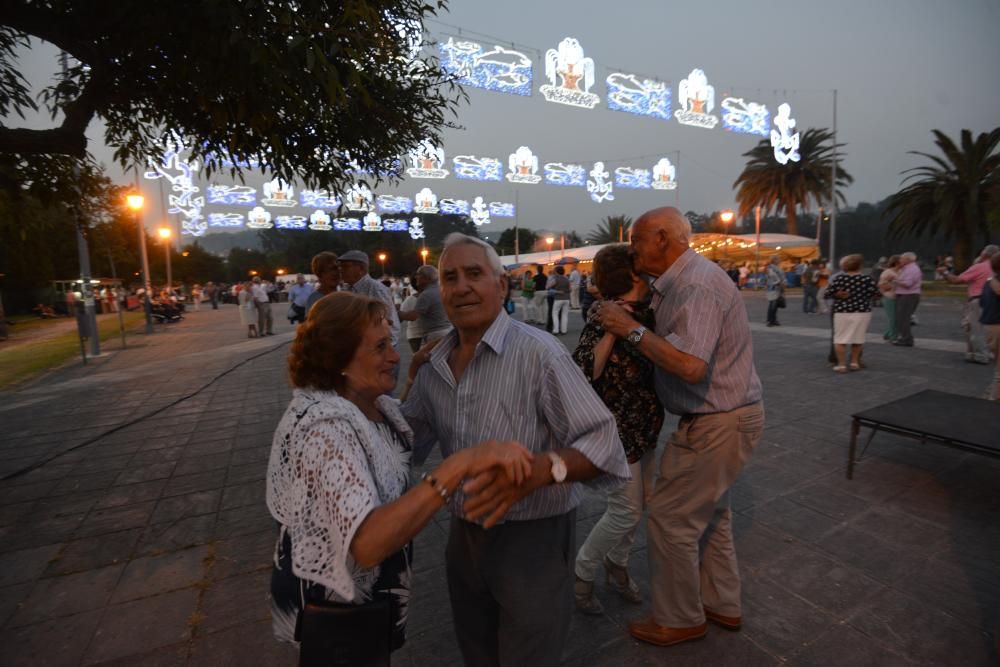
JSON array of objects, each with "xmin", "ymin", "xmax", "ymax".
[
  {"xmin": 1, "ymin": 463, "xmax": 74, "ymax": 487},
  {"xmin": 0, "ymin": 608, "xmax": 103, "ymax": 667},
  {"xmin": 762, "ymin": 543, "xmax": 886, "ymax": 618},
  {"xmin": 209, "ymin": 529, "xmax": 273, "ymax": 581},
  {"xmin": 740, "ymin": 571, "xmax": 836, "ymax": 659},
  {"xmin": 51, "ymin": 469, "xmax": 121, "ymax": 496},
  {"xmin": 816, "ymin": 525, "xmax": 927, "ymax": 586},
  {"xmin": 785, "ymin": 623, "xmax": 912, "ymax": 666},
  {"xmin": 751, "ymin": 497, "xmax": 842, "ymax": 544},
  {"xmin": 66, "ymin": 453, "xmax": 133, "ymax": 476},
  {"xmin": 182, "ymin": 439, "xmax": 235, "ymax": 458},
  {"xmin": 9, "ymin": 563, "xmax": 123, "ymax": 627},
  {"xmin": 0, "ymin": 500, "xmax": 35, "ymax": 526},
  {"xmin": 150, "ymin": 490, "xmax": 222, "ymax": 525},
  {"xmin": 161, "ymin": 471, "xmax": 226, "ymax": 498},
  {"xmin": 732, "ymin": 515, "xmax": 796, "ymax": 572},
  {"xmin": 785, "ymin": 481, "xmax": 873, "ymax": 521},
  {"xmin": 45, "ymin": 529, "xmax": 143, "ymax": 577},
  {"xmin": 407, "ymin": 566, "xmax": 452, "ymax": 636},
  {"xmin": 84, "ymin": 642, "xmax": 189, "ymax": 667},
  {"xmin": 848, "ymin": 587, "xmax": 996, "ymax": 666},
  {"xmin": 197, "ymin": 569, "xmax": 271, "ymax": 635},
  {"xmin": 131, "ymin": 446, "xmax": 187, "ymax": 466},
  {"xmin": 893, "ymin": 559, "xmax": 1000, "ymax": 630},
  {"xmin": 850, "ymin": 506, "xmax": 950, "ymax": 551},
  {"xmin": 0, "ymin": 581, "xmax": 32, "ymax": 626},
  {"xmin": 0, "ymin": 511, "xmax": 85, "ymax": 552},
  {"xmin": 187, "ymin": 618, "xmax": 298, "ymax": 667},
  {"xmin": 94, "ymin": 479, "xmax": 168, "ymax": 509},
  {"xmin": 213, "ymin": 504, "xmax": 275, "ymax": 540},
  {"xmin": 0, "ymin": 481, "xmax": 58, "ymax": 505},
  {"xmin": 75, "ymin": 501, "xmax": 156, "ymax": 539},
  {"xmin": 400, "ymin": 622, "xmax": 465, "ymax": 667},
  {"xmin": 172, "ymin": 452, "xmax": 231, "ymax": 476},
  {"xmin": 135, "ymin": 515, "xmax": 217, "ymax": 556},
  {"xmin": 219, "ymin": 481, "xmax": 264, "ymax": 511},
  {"xmin": 224, "ymin": 462, "xmax": 266, "ymax": 486},
  {"xmin": 0, "ymin": 543, "xmax": 62, "ymax": 587},
  {"xmin": 83, "ymin": 588, "xmax": 199, "ymax": 665},
  {"xmin": 110, "ymin": 545, "xmax": 209, "ymax": 603},
  {"xmin": 228, "ymin": 445, "xmax": 270, "ymax": 467},
  {"xmin": 115, "ymin": 461, "xmax": 177, "ymax": 486}
]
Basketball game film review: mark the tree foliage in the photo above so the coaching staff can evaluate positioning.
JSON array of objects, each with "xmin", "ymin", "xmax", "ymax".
[
  {"xmin": 883, "ymin": 128, "xmax": 1000, "ymax": 269},
  {"xmin": 494, "ymin": 227, "xmax": 537, "ymax": 257},
  {"xmin": 733, "ymin": 128, "xmax": 853, "ymax": 236},
  {"xmin": 0, "ymin": 0, "xmax": 465, "ymax": 194},
  {"xmin": 587, "ymin": 215, "xmax": 632, "ymax": 244}
]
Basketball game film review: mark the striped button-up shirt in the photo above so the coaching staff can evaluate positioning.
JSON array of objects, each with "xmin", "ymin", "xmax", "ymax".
[
  {"xmin": 650, "ymin": 249, "xmax": 762, "ymax": 415},
  {"xmin": 402, "ymin": 311, "xmax": 630, "ymax": 522},
  {"xmin": 350, "ymin": 275, "xmax": 400, "ymax": 347}
]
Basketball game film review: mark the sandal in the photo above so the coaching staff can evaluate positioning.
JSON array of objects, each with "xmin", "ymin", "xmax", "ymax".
[
  {"xmin": 849, "ymin": 363, "xmax": 861, "ymax": 371},
  {"xmin": 833, "ymin": 366, "xmax": 847, "ymax": 373},
  {"xmin": 603, "ymin": 556, "xmax": 642, "ymax": 604}
]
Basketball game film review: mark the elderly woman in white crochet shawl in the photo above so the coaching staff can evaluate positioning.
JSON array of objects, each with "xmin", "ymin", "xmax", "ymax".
[{"xmin": 266, "ymin": 292, "xmax": 533, "ymax": 659}]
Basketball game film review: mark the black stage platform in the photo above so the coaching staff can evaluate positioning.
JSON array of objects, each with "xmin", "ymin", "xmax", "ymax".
[{"xmin": 847, "ymin": 389, "xmax": 1000, "ymax": 479}]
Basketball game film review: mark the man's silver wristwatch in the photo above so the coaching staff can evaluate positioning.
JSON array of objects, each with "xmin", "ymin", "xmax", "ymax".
[
  {"xmin": 627, "ymin": 325, "xmax": 647, "ymax": 345},
  {"xmin": 547, "ymin": 451, "xmax": 567, "ymax": 484}
]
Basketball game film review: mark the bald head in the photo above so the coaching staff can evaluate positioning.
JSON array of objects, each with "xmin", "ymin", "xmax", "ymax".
[{"xmin": 634, "ymin": 207, "xmax": 692, "ymax": 244}]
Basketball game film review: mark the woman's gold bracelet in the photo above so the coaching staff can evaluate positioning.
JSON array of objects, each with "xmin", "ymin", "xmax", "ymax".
[{"xmin": 420, "ymin": 472, "xmax": 451, "ymax": 503}]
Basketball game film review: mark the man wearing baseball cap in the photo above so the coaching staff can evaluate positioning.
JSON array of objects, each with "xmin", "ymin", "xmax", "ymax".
[{"xmin": 338, "ymin": 250, "xmax": 402, "ymax": 384}]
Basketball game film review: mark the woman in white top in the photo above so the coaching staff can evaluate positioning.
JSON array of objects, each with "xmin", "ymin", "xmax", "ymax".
[
  {"xmin": 878, "ymin": 255, "xmax": 901, "ymax": 341},
  {"xmin": 237, "ymin": 281, "xmax": 257, "ymax": 337},
  {"xmin": 266, "ymin": 293, "xmax": 532, "ymax": 661}
]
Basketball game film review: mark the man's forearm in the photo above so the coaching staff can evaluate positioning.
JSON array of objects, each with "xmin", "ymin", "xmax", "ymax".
[{"xmin": 635, "ymin": 332, "xmax": 706, "ymax": 384}]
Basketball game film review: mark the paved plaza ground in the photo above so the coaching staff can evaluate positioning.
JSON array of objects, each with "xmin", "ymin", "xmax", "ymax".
[{"xmin": 0, "ymin": 291, "xmax": 997, "ymax": 665}]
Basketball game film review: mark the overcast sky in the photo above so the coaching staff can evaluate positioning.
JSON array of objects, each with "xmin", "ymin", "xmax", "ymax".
[{"xmin": 12, "ymin": 0, "xmax": 1000, "ymax": 238}]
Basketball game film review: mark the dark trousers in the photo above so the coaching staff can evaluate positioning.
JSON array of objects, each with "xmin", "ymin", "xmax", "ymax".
[
  {"xmin": 802, "ymin": 285, "xmax": 818, "ymax": 313},
  {"xmin": 446, "ymin": 512, "xmax": 575, "ymax": 667},
  {"xmin": 766, "ymin": 299, "xmax": 780, "ymax": 324},
  {"xmin": 895, "ymin": 293, "xmax": 920, "ymax": 344}
]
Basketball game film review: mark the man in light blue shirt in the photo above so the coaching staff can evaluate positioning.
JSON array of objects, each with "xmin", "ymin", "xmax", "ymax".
[
  {"xmin": 286, "ymin": 274, "xmax": 314, "ymax": 324},
  {"xmin": 403, "ymin": 233, "xmax": 629, "ymax": 666}
]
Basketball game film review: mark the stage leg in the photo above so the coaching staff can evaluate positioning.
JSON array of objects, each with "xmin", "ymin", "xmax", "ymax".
[{"xmin": 847, "ymin": 418, "xmax": 860, "ymax": 480}]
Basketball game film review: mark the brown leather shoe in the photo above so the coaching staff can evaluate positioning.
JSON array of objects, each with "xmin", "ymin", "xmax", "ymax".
[
  {"xmin": 704, "ymin": 607, "xmax": 742, "ymax": 631},
  {"xmin": 628, "ymin": 617, "xmax": 707, "ymax": 647}
]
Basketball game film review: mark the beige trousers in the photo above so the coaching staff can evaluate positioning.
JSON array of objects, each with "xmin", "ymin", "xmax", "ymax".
[{"xmin": 647, "ymin": 402, "xmax": 764, "ymax": 627}]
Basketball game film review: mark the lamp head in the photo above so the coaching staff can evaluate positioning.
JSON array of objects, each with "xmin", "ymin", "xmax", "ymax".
[{"xmin": 126, "ymin": 194, "xmax": 144, "ymax": 210}]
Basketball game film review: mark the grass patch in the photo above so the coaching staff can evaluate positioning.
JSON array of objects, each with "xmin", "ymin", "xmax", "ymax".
[{"xmin": 0, "ymin": 311, "xmax": 146, "ymax": 389}]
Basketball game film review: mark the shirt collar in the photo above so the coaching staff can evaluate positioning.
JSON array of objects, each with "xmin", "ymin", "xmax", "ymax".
[
  {"xmin": 428, "ymin": 309, "xmax": 510, "ymax": 366},
  {"xmin": 651, "ymin": 248, "xmax": 697, "ymax": 296}
]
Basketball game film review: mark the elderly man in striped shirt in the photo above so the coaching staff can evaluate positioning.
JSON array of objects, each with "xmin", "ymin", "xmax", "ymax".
[
  {"xmin": 593, "ymin": 207, "xmax": 765, "ymax": 648},
  {"xmin": 403, "ymin": 233, "xmax": 630, "ymax": 666}
]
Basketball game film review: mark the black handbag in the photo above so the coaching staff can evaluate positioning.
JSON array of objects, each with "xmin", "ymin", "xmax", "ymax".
[
  {"xmin": 776, "ymin": 294, "xmax": 787, "ymax": 309},
  {"xmin": 296, "ymin": 595, "xmax": 392, "ymax": 667}
]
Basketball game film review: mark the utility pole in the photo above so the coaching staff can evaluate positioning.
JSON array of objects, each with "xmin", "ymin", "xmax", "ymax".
[{"xmin": 828, "ymin": 89, "xmax": 838, "ymax": 265}]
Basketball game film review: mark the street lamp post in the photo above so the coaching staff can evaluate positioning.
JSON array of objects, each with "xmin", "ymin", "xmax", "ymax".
[
  {"xmin": 157, "ymin": 227, "xmax": 172, "ymax": 291},
  {"xmin": 545, "ymin": 236, "xmax": 555, "ymax": 265},
  {"xmin": 420, "ymin": 248, "xmax": 429, "ymax": 265},
  {"xmin": 378, "ymin": 252, "xmax": 387, "ymax": 276},
  {"xmin": 720, "ymin": 209, "xmax": 735, "ymax": 260},
  {"xmin": 126, "ymin": 194, "xmax": 154, "ymax": 334}
]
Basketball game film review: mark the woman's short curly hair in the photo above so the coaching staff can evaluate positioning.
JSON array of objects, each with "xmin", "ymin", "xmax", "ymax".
[
  {"xmin": 593, "ymin": 244, "xmax": 635, "ymax": 298},
  {"xmin": 841, "ymin": 254, "xmax": 865, "ymax": 272},
  {"xmin": 288, "ymin": 292, "xmax": 385, "ymax": 392},
  {"xmin": 310, "ymin": 251, "xmax": 339, "ymax": 276}
]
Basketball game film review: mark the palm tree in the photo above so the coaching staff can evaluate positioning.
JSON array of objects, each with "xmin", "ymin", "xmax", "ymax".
[
  {"xmin": 883, "ymin": 128, "xmax": 1000, "ymax": 270},
  {"xmin": 733, "ymin": 128, "xmax": 852, "ymax": 236},
  {"xmin": 587, "ymin": 215, "xmax": 632, "ymax": 244}
]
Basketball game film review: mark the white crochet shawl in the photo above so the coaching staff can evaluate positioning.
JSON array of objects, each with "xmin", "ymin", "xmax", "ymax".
[{"xmin": 266, "ymin": 387, "xmax": 413, "ymax": 601}]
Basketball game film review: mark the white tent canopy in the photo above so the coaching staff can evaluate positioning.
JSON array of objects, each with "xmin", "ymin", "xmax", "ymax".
[{"xmin": 499, "ymin": 234, "xmax": 818, "ymax": 270}]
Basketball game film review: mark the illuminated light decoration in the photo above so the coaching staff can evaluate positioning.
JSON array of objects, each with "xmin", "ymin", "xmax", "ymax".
[
  {"xmin": 439, "ymin": 38, "xmax": 533, "ymax": 97},
  {"xmin": 334, "ymin": 218, "xmax": 362, "ymax": 231},
  {"xmin": 614, "ymin": 167, "xmax": 652, "ymax": 189},
  {"xmin": 674, "ymin": 69, "xmax": 719, "ymax": 129},
  {"xmin": 408, "ymin": 217, "xmax": 425, "ymax": 240},
  {"xmin": 651, "ymin": 158, "xmax": 678, "ymax": 190},
  {"xmin": 261, "ymin": 178, "xmax": 295, "ymax": 207},
  {"xmin": 300, "ymin": 189, "xmax": 341, "ymax": 208},
  {"xmin": 309, "ymin": 210, "xmax": 332, "ymax": 231},
  {"xmin": 344, "ymin": 184, "xmax": 374, "ymax": 212},
  {"xmin": 275, "ymin": 215, "xmax": 308, "ymax": 229},
  {"xmin": 362, "ymin": 212, "xmax": 383, "ymax": 232},
  {"xmin": 543, "ymin": 162, "xmax": 587, "ymax": 187},
  {"xmin": 587, "ymin": 161, "xmax": 614, "ymax": 203},
  {"xmin": 377, "ymin": 195, "xmax": 413, "ymax": 214},
  {"xmin": 207, "ymin": 184, "xmax": 256, "ymax": 206},
  {"xmin": 383, "ymin": 219, "xmax": 409, "ymax": 232},
  {"xmin": 406, "ymin": 140, "xmax": 450, "ymax": 179},
  {"xmin": 540, "ymin": 38, "xmax": 600, "ymax": 109},
  {"xmin": 247, "ymin": 206, "xmax": 273, "ymax": 229},
  {"xmin": 606, "ymin": 73, "xmax": 671, "ymax": 120},
  {"xmin": 202, "ymin": 148, "xmax": 261, "ymax": 169},
  {"xmin": 345, "ymin": 156, "xmax": 402, "ymax": 177},
  {"xmin": 470, "ymin": 197, "xmax": 491, "ymax": 226},
  {"xmin": 440, "ymin": 198, "xmax": 470, "ymax": 215},
  {"xmin": 721, "ymin": 97, "xmax": 770, "ymax": 137},
  {"xmin": 414, "ymin": 188, "xmax": 439, "ymax": 214},
  {"xmin": 453, "ymin": 155, "xmax": 503, "ymax": 182},
  {"xmin": 770, "ymin": 103, "xmax": 801, "ymax": 164},
  {"xmin": 143, "ymin": 137, "xmax": 206, "ymax": 237},
  {"xmin": 489, "ymin": 201, "xmax": 516, "ymax": 217},
  {"xmin": 506, "ymin": 146, "xmax": 542, "ymax": 184},
  {"xmin": 208, "ymin": 212, "xmax": 245, "ymax": 228}
]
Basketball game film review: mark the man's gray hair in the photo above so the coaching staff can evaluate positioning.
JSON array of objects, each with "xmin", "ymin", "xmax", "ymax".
[
  {"xmin": 440, "ymin": 233, "xmax": 503, "ymax": 276},
  {"xmin": 415, "ymin": 265, "xmax": 439, "ymax": 281},
  {"xmin": 901, "ymin": 251, "xmax": 917, "ymax": 262},
  {"xmin": 981, "ymin": 244, "xmax": 999, "ymax": 258}
]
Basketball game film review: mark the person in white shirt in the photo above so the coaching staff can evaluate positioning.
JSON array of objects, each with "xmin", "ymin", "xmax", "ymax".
[
  {"xmin": 569, "ymin": 267, "xmax": 582, "ymax": 309},
  {"xmin": 251, "ymin": 276, "xmax": 274, "ymax": 335}
]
